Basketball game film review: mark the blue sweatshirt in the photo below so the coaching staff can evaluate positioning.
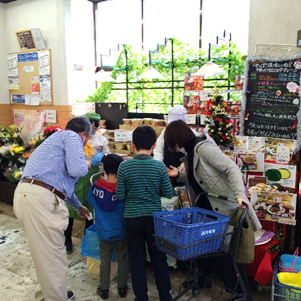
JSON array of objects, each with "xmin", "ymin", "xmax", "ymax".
[{"xmin": 87, "ymin": 178, "xmax": 125, "ymax": 241}]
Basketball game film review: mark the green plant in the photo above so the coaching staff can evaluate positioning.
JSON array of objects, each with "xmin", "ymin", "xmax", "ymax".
[
  {"xmin": 82, "ymin": 39, "xmax": 245, "ymax": 113},
  {"xmin": 268, "ymin": 225, "xmax": 284, "ymax": 252}
]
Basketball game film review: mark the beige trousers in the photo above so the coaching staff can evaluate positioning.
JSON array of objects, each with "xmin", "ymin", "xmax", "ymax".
[{"xmin": 13, "ymin": 182, "xmax": 69, "ymax": 301}]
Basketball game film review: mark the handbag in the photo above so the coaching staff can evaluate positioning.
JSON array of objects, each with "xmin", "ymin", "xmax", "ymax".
[
  {"xmin": 229, "ymin": 208, "xmax": 255, "ymax": 264},
  {"xmin": 279, "ymin": 248, "xmax": 301, "ymax": 273}
]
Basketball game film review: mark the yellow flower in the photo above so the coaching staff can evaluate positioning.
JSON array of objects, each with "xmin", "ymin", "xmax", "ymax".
[
  {"xmin": 15, "ymin": 171, "xmax": 22, "ymax": 178},
  {"xmin": 15, "ymin": 147, "xmax": 25, "ymax": 154},
  {"xmin": 13, "ymin": 133, "xmax": 18, "ymax": 138}
]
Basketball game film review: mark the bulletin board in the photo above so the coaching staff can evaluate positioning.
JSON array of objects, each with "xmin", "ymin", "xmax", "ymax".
[
  {"xmin": 8, "ymin": 49, "xmax": 53, "ymax": 106},
  {"xmin": 240, "ymin": 54, "xmax": 301, "ymax": 150}
]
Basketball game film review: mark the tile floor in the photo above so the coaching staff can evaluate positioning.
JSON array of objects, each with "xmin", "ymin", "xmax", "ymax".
[{"xmin": 0, "ymin": 202, "xmax": 271, "ymax": 301}]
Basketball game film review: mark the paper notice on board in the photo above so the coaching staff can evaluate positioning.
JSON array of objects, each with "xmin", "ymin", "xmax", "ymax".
[
  {"xmin": 9, "ymin": 76, "xmax": 19, "ymax": 90},
  {"xmin": 46, "ymin": 110, "xmax": 56, "ymax": 123},
  {"xmin": 38, "ymin": 50, "xmax": 49, "ymax": 67},
  {"xmin": 31, "ymin": 77, "xmax": 40, "ymax": 94},
  {"xmin": 11, "ymin": 95, "xmax": 25, "ymax": 104},
  {"xmin": 8, "ymin": 55, "xmax": 18, "ymax": 70},
  {"xmin": 9, "ymin": 68, "xmax": 18, "ymax": 77},
  {"xmin": 39, "ymin": 55, "xmax": 49, "ymax": 68},
  {"xmin": 23, "ymin": 65, "xmax": 34, "ymax": 73},
  {"xmin": 25, "ymin": 95, "xmax": 31, "ymax": 105},
  {"xmin": 40, "ymin": 74, "xmax": 51, "ymax": 102},
  {"xmin": 39, "ymin": 65, "xmax": 50, "ymax": 76},
  {"xmin": 30, "ymin": 95, "xmax": 41, "ymax": 106}
]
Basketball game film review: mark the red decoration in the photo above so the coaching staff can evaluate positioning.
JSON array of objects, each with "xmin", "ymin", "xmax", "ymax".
[
  {"xmin": 206, "ymin": 111, "xmax": 211, "ymax": 118},
  {"xmin": 215, "ymin": 117, "xmax": 222, "ymax": 122},
  {"xmin": 207, "ymin": 100, "xmax": 213, "ymax": 110},
  {"xmin": 290, "ymin": 121, "xmax": 297, "ymax": 130}
]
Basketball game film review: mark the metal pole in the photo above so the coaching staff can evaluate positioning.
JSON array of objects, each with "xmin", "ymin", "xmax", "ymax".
[
  {"xmin": 171, "ymin": 39, "xmax": 174, "ymax": 106},
  {"xmin": 125, "ymin": 47, "xmax": 129, "ymax": 107},
  {"xmin": 93, "ymin": 2, "xmax": 98, "ymax": 89}
]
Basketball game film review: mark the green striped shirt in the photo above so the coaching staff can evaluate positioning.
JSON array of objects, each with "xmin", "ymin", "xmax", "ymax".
[{"xmin": 116, "ymin": 154, "xmax": 174, "ymax": 218}]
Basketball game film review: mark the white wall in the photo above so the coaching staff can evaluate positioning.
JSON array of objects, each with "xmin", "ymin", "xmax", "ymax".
[
  {"xmin": 248, "ymin": 0, "xmax": 301, "ymax": 57},
  {"xmin": 0, "ymin": 4, "xmax": 8, "ymax": 104},
  {"xmin": 0, "ymin": 0, "xmax": 95, "ymax": 105}
]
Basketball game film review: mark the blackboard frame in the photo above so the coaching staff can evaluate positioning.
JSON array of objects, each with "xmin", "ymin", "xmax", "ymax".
[{"xmin": 240, "ymin": 54, "xmax": 301, "ymax": 151}]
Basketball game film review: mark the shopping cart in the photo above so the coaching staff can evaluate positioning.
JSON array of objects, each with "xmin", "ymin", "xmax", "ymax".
[
  {"xmin": 153, "ymin": 191, "xmax": 249, "ymax": 301},
  {"xmin": 271, "ymin": 257, "xmax": 301, "ymax": 300}
]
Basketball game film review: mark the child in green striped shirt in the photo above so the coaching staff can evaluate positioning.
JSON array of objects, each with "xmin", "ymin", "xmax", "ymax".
[{"xmin": 116, "ymin": 125, "xmax": 174, "ymax": 301}]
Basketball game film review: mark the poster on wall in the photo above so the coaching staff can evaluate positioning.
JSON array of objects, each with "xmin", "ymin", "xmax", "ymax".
[
  {"xmin": 240, "ymin": 55, "xmax": 301, "ymax": 150},
  {"xmin": 16, "ymin": 30, "xmax": 36, "ymax": 50},
  {"xmin": 13, "ymin": 109, "xmax": 46, "ymax": 144}
]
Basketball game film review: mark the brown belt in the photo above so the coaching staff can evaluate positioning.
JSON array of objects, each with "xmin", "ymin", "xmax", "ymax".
[{"xmin": 22, "ymin": 178, "xmax": 66, "ymax": 200}]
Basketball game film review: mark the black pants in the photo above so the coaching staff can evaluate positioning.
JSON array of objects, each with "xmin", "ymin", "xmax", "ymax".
[
  {"xmin": 126, "ymin": 216, "xmax": 172, "ymax": 301},
  {"xmin": 64, "ymin": 217, "xmax": 94, "ymax": 243}
]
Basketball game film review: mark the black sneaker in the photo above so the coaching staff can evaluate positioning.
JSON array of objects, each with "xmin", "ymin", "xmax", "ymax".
[
  {"xmin": 65, "ymin": 241, "xmax": 73, "ymax": 254},
  {"xmin": 67, "ymin": 291, "xmax": 74, "ymax": 300},
  {"xmin": 97, "ymin": 286, "xmax": 109, "ymax": 300},
  {"xmin": 118, "ymin": 285, "xmax": 128, "ymax": 298}
]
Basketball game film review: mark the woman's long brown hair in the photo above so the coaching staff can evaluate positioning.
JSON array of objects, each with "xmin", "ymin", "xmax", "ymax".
[{"xmin": 164, "ymin": 120, "xmax": 195, "ymax": 152}]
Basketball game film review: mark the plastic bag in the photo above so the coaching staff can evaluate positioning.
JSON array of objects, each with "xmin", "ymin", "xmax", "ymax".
[{"xmin": 80, "ymin": 224, "xmax": 116, "ymax": 261}]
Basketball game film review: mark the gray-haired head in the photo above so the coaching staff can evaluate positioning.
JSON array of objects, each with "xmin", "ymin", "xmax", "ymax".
[{"xmin": 65, "ymin": 116, "xmax": 92, "ymax": 137}]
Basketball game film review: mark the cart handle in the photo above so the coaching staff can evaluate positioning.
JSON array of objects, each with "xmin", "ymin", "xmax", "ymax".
[
  {"xmin": 90, "ymin": 171, "xmax": 103, "ymax": 185},
  {"xmin": 194, "ymin": 191, "xmax": 248, "ymax": 208}
]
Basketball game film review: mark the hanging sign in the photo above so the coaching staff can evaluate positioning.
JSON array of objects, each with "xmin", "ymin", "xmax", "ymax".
[{"xmin": 240, "ymin": 55, "xmax": 301, "ymax": 148}]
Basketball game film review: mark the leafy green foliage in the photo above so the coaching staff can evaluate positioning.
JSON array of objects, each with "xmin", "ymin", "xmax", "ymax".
[{"xmin": 81, "ymin": 39, "xmax": 245, "ymax": 113}]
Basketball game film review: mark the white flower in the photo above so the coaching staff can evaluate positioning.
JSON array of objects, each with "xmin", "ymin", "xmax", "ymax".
[
  {"xmin": 294, "ymin": 61, "xmax": 301, "ymax": 69},
  {"xmin": 286, "ymin": 81, "xmax": 299, "ymax": 93}
]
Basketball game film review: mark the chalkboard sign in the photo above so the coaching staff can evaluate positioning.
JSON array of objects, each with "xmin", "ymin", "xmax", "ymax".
[{"xmin": 241, "ymin": 56, "xmax": 301, "ymax": 143}]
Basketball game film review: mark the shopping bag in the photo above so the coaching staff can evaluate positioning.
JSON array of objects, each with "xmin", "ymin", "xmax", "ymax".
[
  {"xmin": 80, "ymin": 224, "xmax": 117, "ymax": 261},
  {"xmin": 279, "ymin": 248, "xmax": 301, "ymax": 273},
  {"xmin": 229, "ymin": 208, "xmax": 255, "ymax": 264},
  {"xmin": 81, "ymin": 224, "xmax": 101, "ymax": 260}
]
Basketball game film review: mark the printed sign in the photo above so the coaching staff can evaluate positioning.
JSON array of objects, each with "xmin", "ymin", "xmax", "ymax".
[
  {"xmin": 242, "ymin": 57, "xmax": 301, "ymax": 140},
  {"xmin": 251, "ymin": 191, "xmax": 296, "ymax": 225},
  {"xmin": 11, "ymin": 95, "xmax": 25, "ymax": 104},
  {"xmin": 114, "ymin": 130, "xmax": 132, "ymax": 142}
]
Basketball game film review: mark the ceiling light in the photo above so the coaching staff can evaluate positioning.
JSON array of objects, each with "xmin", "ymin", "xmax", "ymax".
[
  {"xmin": 194, "ymin": 61, "xmax": 226, "ymax": 77},
  {"xmin": 95, "ymin": 69, "xmax": 116, "ymax": 82},
  {"xmin": 138, "ymin": 67, "xmax": 163, "ymax": 80}
]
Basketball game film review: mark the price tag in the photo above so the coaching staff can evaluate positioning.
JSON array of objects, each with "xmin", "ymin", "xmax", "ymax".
[
  {"xmin": 276, "ymin": 146, "xmax": 290, "ymax": 164},
  {"xmin": 185, "ymin": 114, "xmax": 196, "ymax": 124},
  {"xmin": 114, "ymin": 130, "xmax": 132, "ymax": 142},
  {"xmin": 200, "ymin": 115, "xmax": 207, "ymax": 125}
]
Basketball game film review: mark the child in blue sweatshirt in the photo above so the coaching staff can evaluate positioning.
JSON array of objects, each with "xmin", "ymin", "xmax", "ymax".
[{"xmin": 87, "ymin": 154, "xmax": 128, "ymax": 300}]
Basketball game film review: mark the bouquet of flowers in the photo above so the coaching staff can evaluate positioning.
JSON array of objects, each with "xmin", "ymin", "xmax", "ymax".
[
  {"xmin": 3, "ymin": 165, "xmax": 24, "ymax": 184},
  {"xmin": 0, "ymin": 124, "xmax": 62, "ymax": 183},
  {"xmin": 0, "ymin": 143, "xmax": 26, "ymax": 165},
  {"xmin": 43, "ymin": 126, "xmax": 62, "ymax": 139},
  {"xmin": 0, "ymin": 125, "xmax": 23, "ymax": 146}
]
